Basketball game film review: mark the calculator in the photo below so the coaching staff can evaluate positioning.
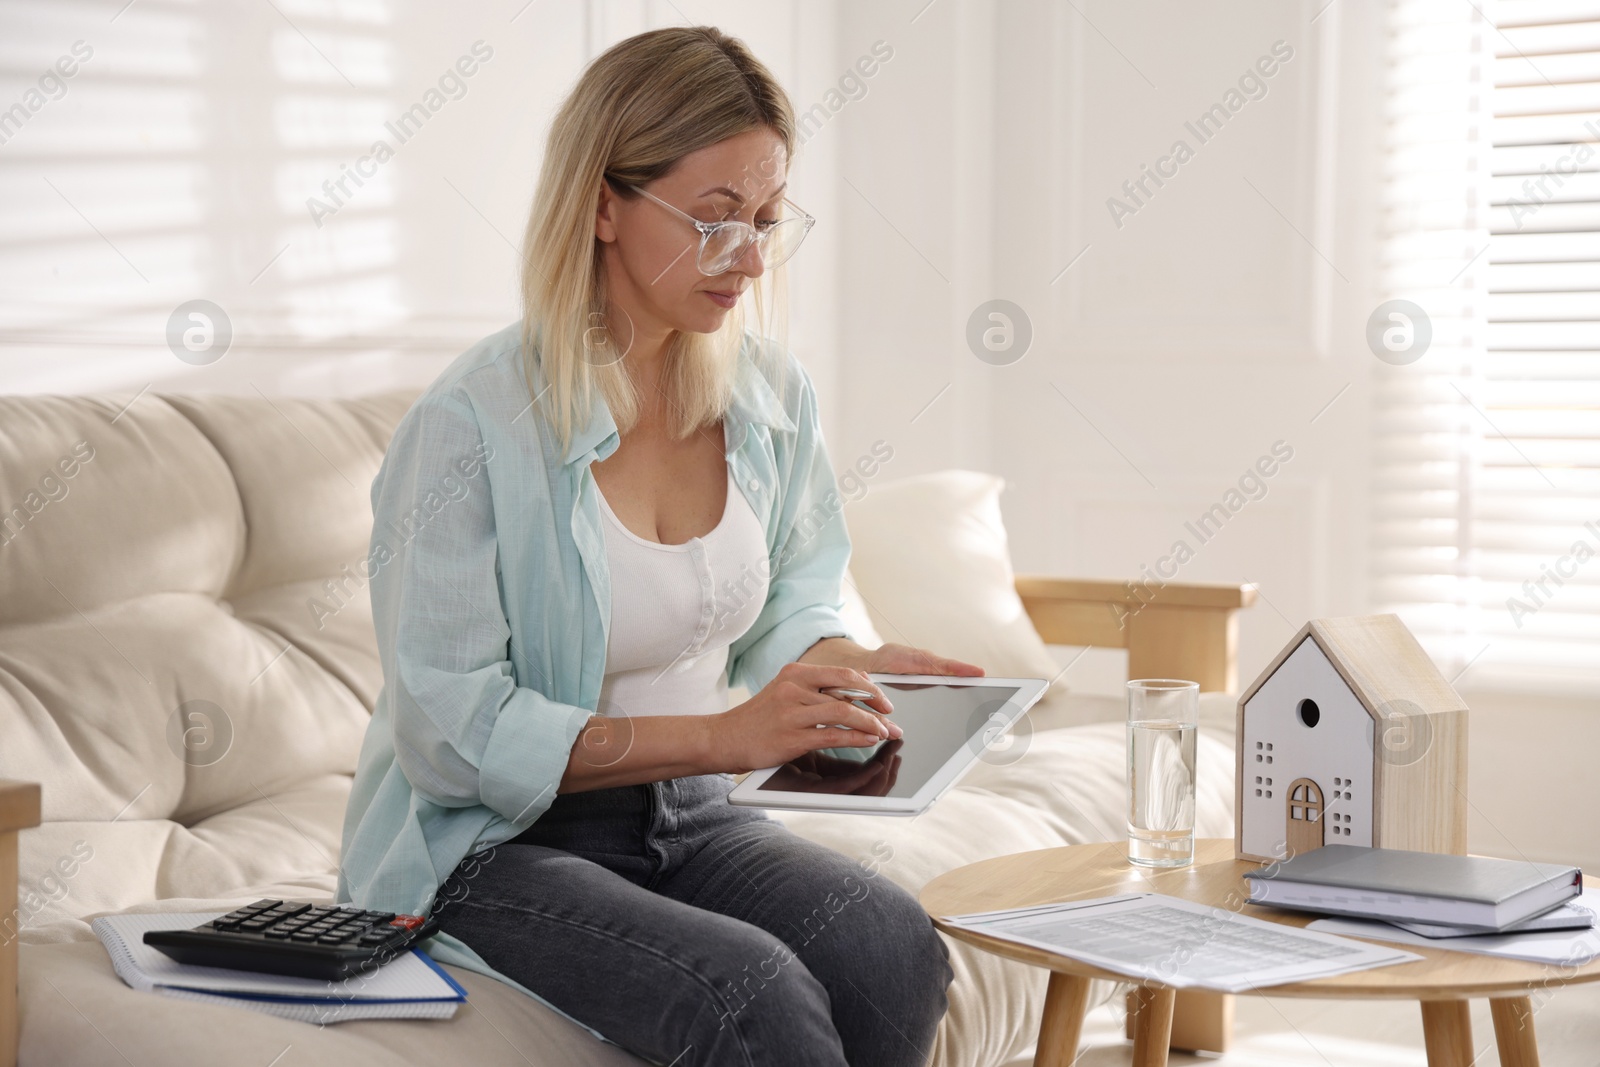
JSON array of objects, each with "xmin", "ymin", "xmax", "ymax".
[{"xmin": 143, "ymin": 899, "xmax": 441, "ymax": 981}]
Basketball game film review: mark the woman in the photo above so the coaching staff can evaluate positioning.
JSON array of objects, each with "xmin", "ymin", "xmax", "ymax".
[{"xmin": 338, "ymin": 25, "xmax": 982, "ymax": 1067}]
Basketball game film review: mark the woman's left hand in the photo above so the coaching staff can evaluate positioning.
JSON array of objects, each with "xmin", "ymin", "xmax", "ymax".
[
  {"xmin": 858, "ymin": 642, "xmax": 985, "ymax": 677},
  {"xmin": 800, "ymin": 636, "xmax": 985, "ymax": 680}
]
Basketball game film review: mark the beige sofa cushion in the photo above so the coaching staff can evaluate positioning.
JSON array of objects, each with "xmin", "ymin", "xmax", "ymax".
[
  {"xmin": 1, "ymin": 391, "xmax": 413, "ymax": 945},
  {"xmin": 21, "ymin": 941, "xmax": 645, "ymax": 1067},
  {"xmin": 0, "ymin": 396, "xmax": 240, "ymax": 627}
]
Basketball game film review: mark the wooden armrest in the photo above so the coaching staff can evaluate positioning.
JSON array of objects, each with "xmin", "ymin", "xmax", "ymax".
[
  {"xmin": 1015, "ymin": 576, "xmax": 1257, "ymax": 693},
  {"xmin": 0, "ymin": 782, "xmax": 39, "ymax": 836},
  {"xmin": 1015, "ymin": 576, "xmax": 1257, "ymax": 611},
  {"xmin": 1, "ymin": 780, "xmax": 39, "ymax": 1067}
]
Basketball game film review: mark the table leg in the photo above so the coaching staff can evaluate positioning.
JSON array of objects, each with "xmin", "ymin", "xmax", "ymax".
[
  {"xmin": 1129, "ymin": 986, "xmax": 1175, "ymax": 1067},
  {"xmin": 1033, "ymin": 972, "xmax": 1092, "ymax": 1067},
  {"xmin": 1124, "ymin": 989, "xmax": 1234, "ymax": 1052},
  {"xmin": 1490, "ymin": 996, "xmax": 1540, "ymax": 1067},
  {"xmin": 1419, "ymin": 1000, "xmax": 1473, "ymax": 1067}
]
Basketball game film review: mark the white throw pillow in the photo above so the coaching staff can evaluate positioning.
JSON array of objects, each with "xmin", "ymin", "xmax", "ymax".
[
  {"xmin": 843, "ymin": 470, "xmax": 1062, "ymax": 688},
  {"xmin": 838, "ymin": 568, "xmax": 884, "ymax": 649}
]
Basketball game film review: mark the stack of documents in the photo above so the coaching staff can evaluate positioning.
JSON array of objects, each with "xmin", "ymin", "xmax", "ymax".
[
  {"xmin": 93, "ymin": 912, "xmax": 466, "ymax": 1024},
  {"xmin": 1391, "ymin": 898, "xmax": 1595, "ymax": 939},
  {"xmin": 942, "ymin": 893, "xmax": 1421, "ymax": 992},
  {"xmin": 1243, "ymin": 845, "xmax": 1583, "ymax": 932},
  {"xmin": 1308, "ymin": 887, "xmax": 1600, "ymax": 966}
]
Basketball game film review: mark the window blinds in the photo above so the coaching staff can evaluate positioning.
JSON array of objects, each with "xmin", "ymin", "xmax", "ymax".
[{"xmin": 1374, "ymin": 0, "xmax": 1600, "ymax": 691}]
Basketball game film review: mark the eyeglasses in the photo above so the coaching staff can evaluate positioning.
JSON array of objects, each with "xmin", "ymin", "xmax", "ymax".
[{"xmin": 625, "ymin": 182, "xmax": 815, "ymax": 276}]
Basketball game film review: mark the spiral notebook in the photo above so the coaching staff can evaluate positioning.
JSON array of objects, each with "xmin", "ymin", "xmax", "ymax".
[{"xmin": 92, "ymin": 911, "xmax": 466, "ymax": 1024}]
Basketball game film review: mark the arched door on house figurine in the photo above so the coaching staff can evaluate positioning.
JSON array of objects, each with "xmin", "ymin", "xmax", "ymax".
[{"xmin": 1285, "ymin": 778, "xmax": 1325, "ymax": 856}]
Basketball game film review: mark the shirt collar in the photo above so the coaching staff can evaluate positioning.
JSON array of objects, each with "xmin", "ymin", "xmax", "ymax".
[{"xmin": 560, "ymin": 339, "xmax": 797, "ymax": 466}]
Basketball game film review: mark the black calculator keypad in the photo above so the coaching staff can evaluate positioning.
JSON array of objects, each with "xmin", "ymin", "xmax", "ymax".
[{"xmin": 142, "ymin": 899, "xmax": 439, "ymax": 981}]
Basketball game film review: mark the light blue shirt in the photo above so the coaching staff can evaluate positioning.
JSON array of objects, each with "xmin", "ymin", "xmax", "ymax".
[{"xmin": 336, "ymin": 321, "xmax": 852, "ymax": 1025}]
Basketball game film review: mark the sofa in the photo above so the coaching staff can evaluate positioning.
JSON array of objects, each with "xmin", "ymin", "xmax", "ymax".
[{"xmin": 0, "ymin": 389, "xmax": 1252, "ymax": 1066}]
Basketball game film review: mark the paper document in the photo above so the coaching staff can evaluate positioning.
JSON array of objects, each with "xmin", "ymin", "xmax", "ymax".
[
  {"xmin": 92, "ymin": 911, "xmax": 464, "ymax": 1024},
  {"xmin": 943, "ymin": 893, "xmax": 1422, "ymax": 993},
  {"xmin": 1392, "ymin": 896, "xmax": 1596, "ymax": 939},
  {"xmin": 1308, "ymin": 887, "xmax": 1600, "ymax": 966}
]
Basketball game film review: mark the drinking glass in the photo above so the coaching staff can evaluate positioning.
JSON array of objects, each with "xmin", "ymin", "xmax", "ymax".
[{"xmin": 1126, "ymin": 678, "xmax": 1199, "ymax": 867}]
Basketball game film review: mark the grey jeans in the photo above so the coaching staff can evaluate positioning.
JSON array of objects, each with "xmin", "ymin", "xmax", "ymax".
[{"xmin": 430, "ymin": 774, "xmax": 952, "ymax": 1067}]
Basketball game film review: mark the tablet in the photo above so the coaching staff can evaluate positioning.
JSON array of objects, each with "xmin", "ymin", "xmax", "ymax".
[{"xmin": 727, "ymin": 674, "xmax": 1048, "ymax": 816}]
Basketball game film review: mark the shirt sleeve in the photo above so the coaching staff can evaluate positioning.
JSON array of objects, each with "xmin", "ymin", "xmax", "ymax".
[
  {"xmin": 370, "ymin": 387, "xmax": 588, "ymax": 827},
  {"xmin": 726, "ymin": 355, "xmax": 853, "ymax": 694}
]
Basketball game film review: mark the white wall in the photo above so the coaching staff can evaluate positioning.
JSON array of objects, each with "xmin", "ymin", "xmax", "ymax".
[
  {"xmin": 829, "ymin": 0, "xmax": 1385, "ymax": 690},
  {"xmin": 822, "ymin": 0, "xmax": 1597, "ymax": 874}
]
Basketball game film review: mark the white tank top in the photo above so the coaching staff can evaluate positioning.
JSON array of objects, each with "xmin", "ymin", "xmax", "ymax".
[{"xmin": 595, "ymin": 469, "xmax": 770, "ymax": 718}]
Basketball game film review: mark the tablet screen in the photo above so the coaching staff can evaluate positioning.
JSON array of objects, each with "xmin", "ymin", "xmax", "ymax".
[{"xmin": 755, "ymin": 681, "xmax": 1023, "ymax": 798}]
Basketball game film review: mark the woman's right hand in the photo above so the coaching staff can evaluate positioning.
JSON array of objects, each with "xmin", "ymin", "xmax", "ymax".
[{"xmin": 712, "ymin": 662, "xmax": 903, "ymax": 774}]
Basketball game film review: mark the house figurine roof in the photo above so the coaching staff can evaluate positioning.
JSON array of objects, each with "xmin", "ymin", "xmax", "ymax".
[{"xmin": 1239, "ymin": 613, "xmax": 1468, "ymax": 723}]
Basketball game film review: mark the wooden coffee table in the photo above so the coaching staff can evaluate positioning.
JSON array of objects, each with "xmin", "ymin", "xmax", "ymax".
[{"xmin": 920, "ymin": 839, "xmax": 1600, "ymax": 1067}]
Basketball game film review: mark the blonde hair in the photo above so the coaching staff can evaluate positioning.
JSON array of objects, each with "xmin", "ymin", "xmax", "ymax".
[{"xmin": 520, "ymin": 26, "xmax": 796, "ymax": 451}]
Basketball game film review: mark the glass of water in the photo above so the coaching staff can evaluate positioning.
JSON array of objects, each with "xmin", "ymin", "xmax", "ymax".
[{"xmin": 1127, "ymin": 678, "xmax": 1199, "ymax": 868}]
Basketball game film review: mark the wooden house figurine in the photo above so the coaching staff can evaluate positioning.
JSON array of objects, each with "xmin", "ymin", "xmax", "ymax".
[{"xmin": 1235, "ymin": 614, "xmax": 1468, "ymax": 863}]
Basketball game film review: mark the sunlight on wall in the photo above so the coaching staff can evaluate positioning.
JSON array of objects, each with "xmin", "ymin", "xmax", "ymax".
[
  {"xmin": 0, "ymin": 0, "xmax": 815, "ymax": 397},
  {"xmin": 269, "ymin": 6, "xmax": 402, "ymax": 340},
  {"xmin": 0, "ymin": 0, "xmax": 417, "ymax": 391},
  {"xmin": 0, "ymin": 3, "xmax": 203, "ymax": 347}
]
